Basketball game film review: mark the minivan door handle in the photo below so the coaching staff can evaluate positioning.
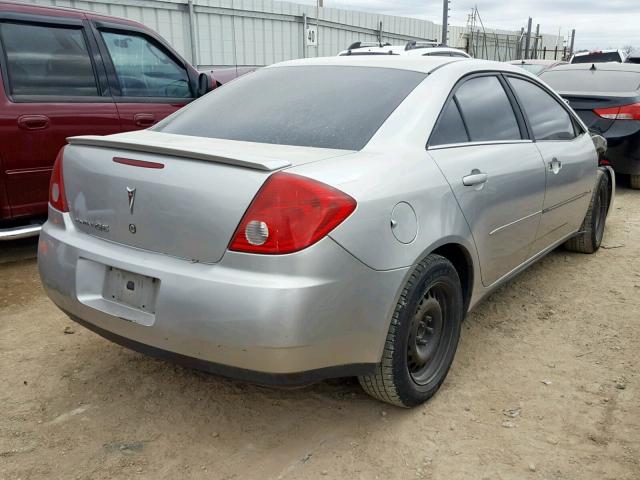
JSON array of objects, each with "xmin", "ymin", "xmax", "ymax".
[
  {"xmin": 134, "ymin": 113, "xmax": 156, "ymax": 128},
  {"xmin": 18, "ymin": 114, "xmax": 50, "ymax": 130},
  {"xmin": 462, "ymin": 169, "xmax": 489, "ymax": 187}
]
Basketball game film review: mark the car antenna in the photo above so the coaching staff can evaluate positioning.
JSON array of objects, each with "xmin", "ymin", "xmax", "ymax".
[{"xmin": 590, "ymin": 63, "xmax": 597, "ymax": 71}]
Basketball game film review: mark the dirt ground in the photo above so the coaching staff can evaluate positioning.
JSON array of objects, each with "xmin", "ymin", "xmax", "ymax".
[{"xmin": 1, "ymin": 180, "xmax": 639, "ymax": 480}]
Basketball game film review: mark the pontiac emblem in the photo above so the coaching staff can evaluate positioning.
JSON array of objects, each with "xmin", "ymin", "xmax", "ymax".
[{"xmin": 126, "ymin": 186, "xmax": 136, "ymax": 214}]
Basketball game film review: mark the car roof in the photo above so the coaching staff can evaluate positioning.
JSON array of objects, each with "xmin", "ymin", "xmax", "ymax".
[
  {"xmin": 573, "ymin": 49, "xmax": 623, "ymax": 56},
  {"xmin": 404, "ymin": 47, "xmax": 470, "ymax": 57},
  {"xmin": 338, "ymin": 45, "xmax": 406, "ymax": 55},
  {"xmin": 337, "ymin": 44, "xmax": 469, "ymax": 57},
  {"xmin": 271, "ymin": 55, "xmax": 524, "ymax": 75},
  {"xmin": 508, "ymin": 59, "xmax": 565, "ymax": 66},
  {"xmin": 549, "ymin": 62, "xmax": 640, "ymax": 73},
  {"xmin": 0, "ymin": 0, "xmax": 144, "ymax": 27}
]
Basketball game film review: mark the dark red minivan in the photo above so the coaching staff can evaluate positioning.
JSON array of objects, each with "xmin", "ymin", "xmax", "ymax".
[{"xmin": 0, "ymin": 1, "xmax": 216, "ymax": 239}]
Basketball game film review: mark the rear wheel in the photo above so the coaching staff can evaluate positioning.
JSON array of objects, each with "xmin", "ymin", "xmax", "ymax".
[
  {"xmin": 631, "ymin": 174, "xmax": 640, "ymax": 190},
  {"xmin": 358, "ymin": 254, "xmax": 463, "ymax": 407},
  {"xmin": 564, "ymin": 169, "xmax": 609, "ymax": 254}
]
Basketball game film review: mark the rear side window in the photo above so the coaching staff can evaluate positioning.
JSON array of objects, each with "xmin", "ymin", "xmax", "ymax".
[
  {"xmin": 101, "ymin": 30, "xmax": 191, "ymax": 98},
  {"xmin": 155, "ymin": 66, "xmax": 427, "ymax": 150},
  {"xmin": 454, "ymin": 76, "xmax": 522, "ymax": 142},
  {"xmin": 429, "ymin": 100, "xmax": 469, "ymax": 146},
  {"xmin": 540, "ymin": 70, "xmax": 640, "ymax": 92},
  {"xmin": 0, "ymin": 22, "xmax": 98, "ymax": 97},
  {"xmin": 508, "ymin": 77, "xmax": 576, "ymax": 141}
]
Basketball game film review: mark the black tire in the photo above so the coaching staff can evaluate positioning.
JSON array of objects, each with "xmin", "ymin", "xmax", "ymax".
[
  {"xmin": 358, "ymin": 254, "xmax": 463, "ymax": 408},
  {"xmin": 631, "ymin": 174, "xmax": 640, "ymax": 190},
  {"xmin": 564, "ymin": 169, "xmax": 609, "ymax": 254}
]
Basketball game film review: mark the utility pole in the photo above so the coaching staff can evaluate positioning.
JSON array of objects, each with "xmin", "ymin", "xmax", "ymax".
[
  {"xmin": 442, "ymin": 0, "xmax": 449, "ymax": 45},
  {"xmin": 569, "ymin": 29, "xmax": 576, "ymax": 58},
  {"xmin": 524, "ymin": 17, "xmax": 532, "ymax": 59}
]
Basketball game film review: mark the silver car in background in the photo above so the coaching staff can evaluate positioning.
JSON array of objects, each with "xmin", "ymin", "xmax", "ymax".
[{"xmin": 38, "ymin": 56, "xmax": 613, "ymax": 407}]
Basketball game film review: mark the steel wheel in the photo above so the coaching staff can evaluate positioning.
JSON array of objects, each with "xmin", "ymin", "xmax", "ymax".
[
  {"xmin": 594, "ymin": 183, "xmax": 607, "ymax": 246},
  {"xmin": 407, "ymin": 282, "xmax": 455, "ymax": 386}
]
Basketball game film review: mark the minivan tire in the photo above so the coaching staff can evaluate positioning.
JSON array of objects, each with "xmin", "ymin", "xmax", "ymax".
[
  {"xmin": 564, "ymin": 169, "xmax": 609, "ymax": 254},
  {"xmin": 358, "ymin": 254, "xmax": 463, "ymax": 408}
]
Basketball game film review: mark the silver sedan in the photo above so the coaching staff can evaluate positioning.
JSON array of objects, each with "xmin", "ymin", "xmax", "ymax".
[{"xmin": 38, "ymin": 56, "xmax": 613, "ymax": 407}]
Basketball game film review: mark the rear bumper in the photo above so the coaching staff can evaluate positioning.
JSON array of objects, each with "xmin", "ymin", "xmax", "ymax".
[
  {"xmin": 0, "ymin": 223, "xmax": 41, "ymax": 240},
  {"xmin": 65, "ymin": 313, "xmax": 375, "ymax": 385},
  {"xmin": 603, "ymin": 122, "xmax": 640, "ymax": 175},
  {"xmin": 38, "ymin": 209, "xmax": 407, "ymax": 381}
]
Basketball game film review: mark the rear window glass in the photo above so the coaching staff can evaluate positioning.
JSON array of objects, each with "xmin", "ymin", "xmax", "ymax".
[
  {"xmin": 572, "ymin": 52, "xmax": 622, "ymax": 64},
  {"xmin": 154, "ymin": 66, "xmax": 426, "ymax": 150},
  {"xmin": 540, "ymin": 70, "xmax": 640, "ymax": 92}
]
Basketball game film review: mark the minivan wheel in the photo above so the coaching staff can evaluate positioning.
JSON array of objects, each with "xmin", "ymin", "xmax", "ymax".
[
  {"xmin": 631, "ymin": 174, "xmax": 640, "ymax": 190},
  {"xmin": 358, "ymin": 254, "xmax": 463, "ymax": 407},
  {"xmin": 564, "ymin": 169, "xmax": 609, "ymax": 254}
]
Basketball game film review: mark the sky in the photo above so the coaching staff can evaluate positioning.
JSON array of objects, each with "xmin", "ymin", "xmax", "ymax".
[{"xmin": 299, "ymin": 0, "xmax": 640, "ymax": 50}]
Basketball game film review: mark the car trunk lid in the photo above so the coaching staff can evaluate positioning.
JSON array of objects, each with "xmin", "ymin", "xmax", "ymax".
[
  {"xmin": 561, "ymin": 92, "xmax": 638, "ymax": 135},
  {"xmin": 63, "ymin": 131, "xmax": 354, "ymax": 263}
]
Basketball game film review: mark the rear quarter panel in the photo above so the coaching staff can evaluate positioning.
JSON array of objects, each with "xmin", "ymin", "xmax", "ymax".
[{"xmin": 292, "ymin": 149, "xmax": 477, "ymax": 274}]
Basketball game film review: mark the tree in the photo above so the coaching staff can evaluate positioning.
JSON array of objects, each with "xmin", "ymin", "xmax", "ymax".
[{"xmin": 622, "ymin": 45, "xmax": 635, "ymax": 56}]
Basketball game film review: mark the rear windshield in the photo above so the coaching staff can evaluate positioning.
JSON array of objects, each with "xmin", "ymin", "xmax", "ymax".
[
  {"xmin": 572, "ymin": 52, "xmax": 622, "ymax": 64},
  {"xmin": 540, "ymin": 70, "xmax": 640, "ymax": 93},
  {"xmin": 154, "ymin": 66, "xmax": 426, "ymax": 150}
]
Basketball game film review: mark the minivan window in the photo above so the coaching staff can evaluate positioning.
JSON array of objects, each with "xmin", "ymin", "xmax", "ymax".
[
  {"xmin": 101, "ymin": 31, "xmax": 191, "ymax": 98},
  {"xmin": 454, "ymin": 76, "xmax": 521, "ymax": 142},
  {"xmin": 0, "ymin": 22, "xmax": 98, "ymax": 97},
  {"xmin": 429, "ymin": 100, "xmax": 469, "ymax": 146},
  {"xmin": 540, "ymin": 70, "xmax": 640, "ymax": 93},
  {"xmin": 154, "ymin": 66, "xmax": 427, "ymax": 150},
  {"xmin": 509, "ymin": 77, "xmax": 576, "ymax": 141}
]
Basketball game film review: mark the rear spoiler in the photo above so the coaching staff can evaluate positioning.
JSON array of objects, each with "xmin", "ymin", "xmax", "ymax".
[{"xmin": 67, "ymin": 132, "xmax": 292, "ymax": 172}]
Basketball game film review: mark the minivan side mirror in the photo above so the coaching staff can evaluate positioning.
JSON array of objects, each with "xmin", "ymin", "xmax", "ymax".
[{"xmin": 197, "ymin": 72, "xmax": 215, "ymax": 97}]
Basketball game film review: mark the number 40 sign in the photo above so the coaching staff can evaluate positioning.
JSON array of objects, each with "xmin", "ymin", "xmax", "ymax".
[{"xmin": 305, "ymin": 25, "xmax": 318, "ymax": 46}]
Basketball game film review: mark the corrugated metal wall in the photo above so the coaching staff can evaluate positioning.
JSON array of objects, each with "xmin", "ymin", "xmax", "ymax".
[{"xmin": 24, "ymin": 0, "xmax": 559, "ymax": 67}]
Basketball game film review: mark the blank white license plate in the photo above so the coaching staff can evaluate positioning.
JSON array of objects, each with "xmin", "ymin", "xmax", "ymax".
[{"xmin": 102, "ymin": 267, "xmax": 159, "ymax": 314}]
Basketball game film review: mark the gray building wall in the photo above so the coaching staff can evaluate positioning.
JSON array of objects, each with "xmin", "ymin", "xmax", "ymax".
[{"xmin": 25, "ymin": 0, "xmax": 563, "ymax": 67}]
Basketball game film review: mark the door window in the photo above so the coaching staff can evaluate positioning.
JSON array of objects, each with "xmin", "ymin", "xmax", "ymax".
[
  {"xmin": 0, "ymin": 22, "xmax": 98, "ymax": 97},
  {"xmin": 508, "ymin": 77, "xmax": 577, "ymax": 141},
  {"xmin": 429, "ymin": 99, "xmax": 469, "ymax": 146},
  {"xmin": 101, "ymin": 31, "xmax": 191, "ymax": 98},
  {"xmin": 454, "ymin": 76, "xmax": 522, "ymax": 142}
]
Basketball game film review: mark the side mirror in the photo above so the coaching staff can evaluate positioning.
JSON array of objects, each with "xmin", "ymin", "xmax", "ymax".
[{"xmin": 197, "ymin": 72, "xmax": 215, "ymax": 97}]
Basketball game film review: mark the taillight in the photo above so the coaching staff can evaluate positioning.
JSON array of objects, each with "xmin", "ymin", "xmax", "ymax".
[
  {"xmin": 229, "ymin": 172, "xmax": 356, "ymax": 254},
  {"xmin": 594, "ymin": 103, "xmax": 640, "ymax": 120},
  {"xmin": 49, "ymin": 147, "xmax": 68, "ymax": 212}
]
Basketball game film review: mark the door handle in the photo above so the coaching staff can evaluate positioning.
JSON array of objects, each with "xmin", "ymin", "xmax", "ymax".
[
  {"xmin": 134, "ymin": 113, "xmax": 156, "ymax": 128},
  {"xmin": 18, "ymin": 114, "xmax": 50, "ymax": 130},
  {"xmin": 462, "ymin": 170, "xmax": 489, "ymax": 186},
  {"xmin": 548, "ymin": 157, "xmax": 563, "ymax": 174}
]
